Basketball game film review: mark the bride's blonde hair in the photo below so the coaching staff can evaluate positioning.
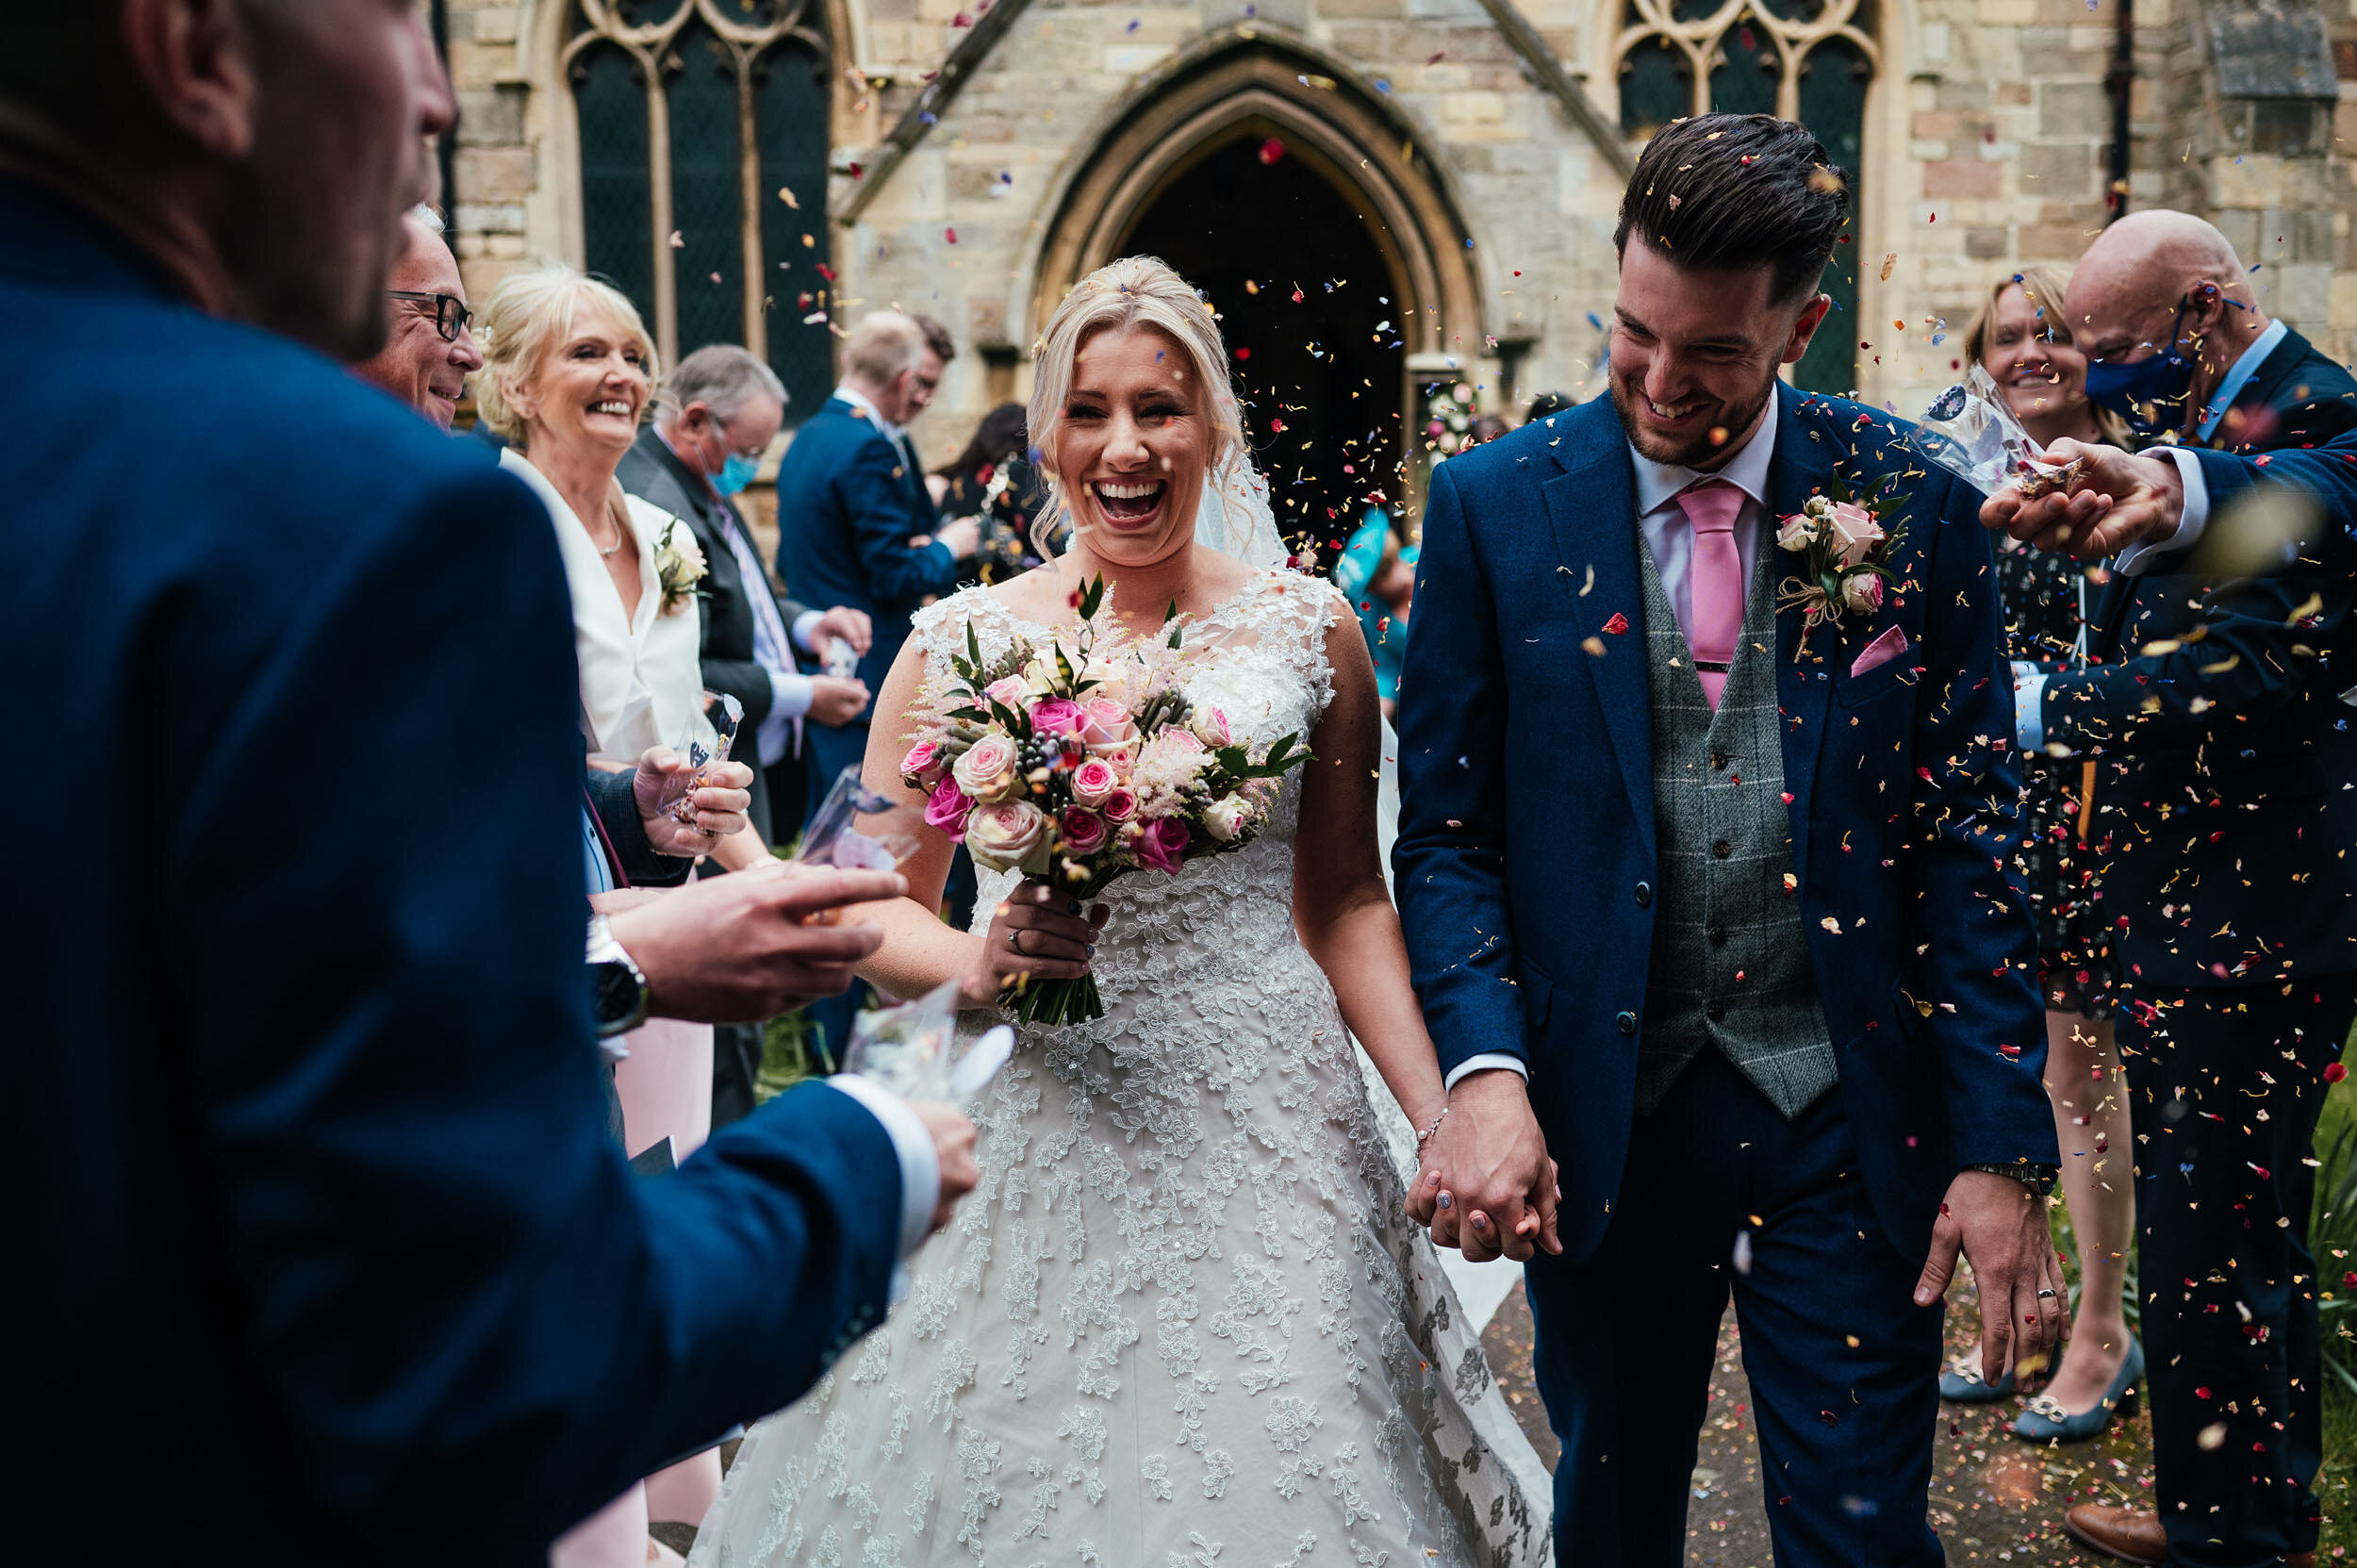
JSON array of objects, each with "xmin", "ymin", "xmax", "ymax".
[{"xmin": 1028, "ymin": 256, "xmax": 1248, "ymax": 553}]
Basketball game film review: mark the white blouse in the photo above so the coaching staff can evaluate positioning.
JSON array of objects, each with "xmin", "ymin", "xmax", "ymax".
[{"xmin": 501, "ymin": 446, "xmax": 712, "ymax": 765}]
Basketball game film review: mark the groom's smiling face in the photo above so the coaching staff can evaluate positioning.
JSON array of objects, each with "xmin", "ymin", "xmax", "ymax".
[{"xmin": 1609, "ymin": 239, "xmax": 1831, "ymax": 469}]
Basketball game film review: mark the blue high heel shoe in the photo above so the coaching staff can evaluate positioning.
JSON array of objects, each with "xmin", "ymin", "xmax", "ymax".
[
  {"xmin": 1937, "ymin": 1351, "xmax": 2015, "ymax": 1403},
  {"xmin": 2012, "ymin": 1338, "xmax": 2145, "ymax": 1444}
]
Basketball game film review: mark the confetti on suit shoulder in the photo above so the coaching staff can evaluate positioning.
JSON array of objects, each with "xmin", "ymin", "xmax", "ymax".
[
  {"xmin": 1603, "ymin": 613, "xmax": 1629, "ymax": 635},
  {"xmin": 1582, "ymin": 636, "xmax": 1607, "ymax": 657}
]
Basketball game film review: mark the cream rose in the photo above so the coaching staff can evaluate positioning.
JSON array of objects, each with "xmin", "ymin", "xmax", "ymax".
[
  {"xmin": 1202, "ymin": 794, "xmax": 1251, "ymax": 842},
  {"xmin": 965, "ymin": 800, "xmax": 1052, "ymax": 874},
  {"xmin": 1775, "ymin": 515, "xmax": 1816, "ymax": 553},
  {"xmin": 952, "ymin": 734, "xmax": 1020, "ymax": 802}
]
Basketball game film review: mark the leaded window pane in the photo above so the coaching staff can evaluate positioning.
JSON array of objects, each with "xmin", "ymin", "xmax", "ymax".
[
  {"xmin": 755, "ymin": 40, "xmax": 836, "ymax": 416},
  {"xmin": 666, "ymin": 19, "xmax": 746, "ymax": 356},
  {"xmin": 574, "ymin": 41, "xmax": 655, "ymax": 320}
]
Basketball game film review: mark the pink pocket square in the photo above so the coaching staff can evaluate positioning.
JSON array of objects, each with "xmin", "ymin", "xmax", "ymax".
[{"xmin": 1850, "ymin": 625, "xmax": 1910, "ymax": 678}]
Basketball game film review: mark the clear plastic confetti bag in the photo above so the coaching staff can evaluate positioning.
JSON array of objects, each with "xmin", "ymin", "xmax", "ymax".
[
  {"xmin": 1909, "ymin": 363, "xmax": 2081, "ymax": 498},
  {"xmin": 798, "ymin": 764, "xmax": 916, "ymax": 872},
  {"xmin": 650, "ymin": 688, "xmax": 744, "ymax": 824},
  {"xmin": 843, "ymin": 978, "xmax": 1015, "ymax": 1099}
]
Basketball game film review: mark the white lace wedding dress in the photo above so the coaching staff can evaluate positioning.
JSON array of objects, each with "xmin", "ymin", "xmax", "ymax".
[{"xmin": 691, "ymin": 569, "xmax": 1551, "ymax": 1568}]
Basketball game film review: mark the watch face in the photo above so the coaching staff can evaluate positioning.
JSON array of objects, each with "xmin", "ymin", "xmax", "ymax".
[{"xmin": 591, "ymin": 958, "xmax": 643, "ymax": 1027}]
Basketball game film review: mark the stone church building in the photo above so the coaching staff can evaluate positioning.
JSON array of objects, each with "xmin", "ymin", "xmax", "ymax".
[{"xmin": 431, "ymin": 0, "xmax": 2357, "ymax": 528}]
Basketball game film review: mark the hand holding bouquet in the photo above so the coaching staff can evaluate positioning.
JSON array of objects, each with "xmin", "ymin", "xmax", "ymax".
[{"xmin": 899, "ymin": 577, "xmax": 1310, "ymax": 1024}]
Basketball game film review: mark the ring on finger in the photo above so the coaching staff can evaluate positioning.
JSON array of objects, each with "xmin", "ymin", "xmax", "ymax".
[
  {"xmin": 1009, "ymin": 929, "xmax": 1030, "ymax": 956},
  {"xmin": 2036, "ymin": 1288, "xmax": 2058, "ymax": 1299}
]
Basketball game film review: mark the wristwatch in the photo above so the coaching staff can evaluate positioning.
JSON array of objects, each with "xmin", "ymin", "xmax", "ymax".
[
  {"xmin": 585, "ymin": 913, "xmax": 650, "ymax": 1037},
  {"xmin": 1962, "ymin": 1161, "xmax": 2060, "ymax": 1197}
]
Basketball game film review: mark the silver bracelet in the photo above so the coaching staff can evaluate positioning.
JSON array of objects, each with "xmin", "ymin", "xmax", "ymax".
[{"xmin": 1413, "ymin": 1105, "xmax": 1449, "ymax": 1147}]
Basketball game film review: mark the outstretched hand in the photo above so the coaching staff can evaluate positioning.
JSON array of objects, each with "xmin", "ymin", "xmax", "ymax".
[
  {"xmin": 1913, "ymin": 1169, "xmax": 2069, "ymax": 1391},
  {"xmin": 1407, "ymin": 1069, "xmax": 1561, "ymax": 1263},
  {"xmin": 1979, "ymin": 439, "xmax": 2185, "ymax": 559}
]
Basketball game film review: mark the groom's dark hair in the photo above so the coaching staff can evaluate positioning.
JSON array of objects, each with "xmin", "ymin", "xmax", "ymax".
[{"xmin": 1614, "ymin": 113, "xmax": 1850, "ymax": 305}]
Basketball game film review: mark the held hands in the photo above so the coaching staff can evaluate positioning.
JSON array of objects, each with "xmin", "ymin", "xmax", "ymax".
[
  {"xmin": 634, "ymin": 748, "xmax": 753, "ymax": 855},
  {"xmin": 966, "ymin": 882, "xmax": 1107, "ymax": 1009},
  {"xmin": 1407, "ymin": 1069, "xmax": 1562, "ymax": 1263},
  {"xmin": 1980, "ymin": 439, "xmax": 2185, "ymax": 559},
  {"xmin": 908, "ymin": 1100, "xmax": 981, "ymax": 1233},
  {"xmin": 612, "ymin": 863, "xmax": 904, "ymax": 1022},
  {"xmin": 813, "ymin": 604, "xmax": 873, "ymax": 657},
  {"xmin": 1913, "ymin": 1169, "xmax": 2069, "ymax": 1392},
  {"xmin": 809, "ymin": 675, "xmax": 873, "ymax": 728}
]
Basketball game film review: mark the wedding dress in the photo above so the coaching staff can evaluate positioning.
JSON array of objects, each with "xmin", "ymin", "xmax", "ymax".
[{"xmin": 690, "ymin": 568, "xmax": 1550, "ymax": 1568}]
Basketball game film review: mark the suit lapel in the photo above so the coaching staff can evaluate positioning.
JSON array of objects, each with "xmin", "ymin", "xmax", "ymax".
[
  {"xmin": 1767, "ymin": 386, "xmax": 1837, "ymax": 877},
  {"xmin": 1544, "ymin": 403, "xmax": 1654, "ymax": 854}
]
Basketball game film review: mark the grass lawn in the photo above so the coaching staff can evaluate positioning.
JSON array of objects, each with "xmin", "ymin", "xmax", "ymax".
[{"xmin": 2316, "ymin": 1066, "xmax": 2356, "ymax": 1557}]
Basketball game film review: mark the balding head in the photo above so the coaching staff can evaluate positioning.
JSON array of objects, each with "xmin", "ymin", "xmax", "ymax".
[
  {"xmin": 2066, "ymin": 209, "xmax": 2267, "ymax": 433},
  {"xmin": 0, "ymin": 1, "xmax": 455, "ymax": 360}
]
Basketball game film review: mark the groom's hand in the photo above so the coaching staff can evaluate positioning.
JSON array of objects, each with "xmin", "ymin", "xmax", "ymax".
[
  {"xmin": 1410, "ymin": 1070, "xmax": 1560, "ymax": 1263},
  {"xmin": 1913, "ymin": 1170, "xmax": 2069, "ymax": 1391}
]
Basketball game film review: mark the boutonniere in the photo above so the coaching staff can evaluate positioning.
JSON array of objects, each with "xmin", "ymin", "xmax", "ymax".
[
  {"xmin": 653, "ymin": 516, "xmax": 708, "ymax": 617},
  {"xmin": 1772, "ymin": 474, "xmax": 1904, "ymax": 659}
]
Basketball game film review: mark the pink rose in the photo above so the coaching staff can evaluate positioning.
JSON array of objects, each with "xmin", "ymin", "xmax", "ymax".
[
  {"xmin": 982, "ymin": 676, "xmax": 1030, "ymax": 710},
  {"xmin": 1840, "ymin": 571, "xmax": 1885, "ymax": 616},
  {"xmin": 1030, "ymin": 697, "xmax": 1087, "ymax": 736},
  {"xmin": 1192, "ymin": 707, "xmax": 1231, "ymax": 747},
  {"xmin": 1132, "ymin": 815, "xmax": 1190, "ymax": 874},
  {"xmin": 1070, "ymin": 757, "xmax": 1120, "ymax": 806},
  {"xmin": 900, "ymin": 740, "xmax": 946, "ymax": 785},
  {"xmin": 1162, "ymin": 730, "xmax": 1205, "ymax": 755},
  {"xmin": 1059, "ymin": 806, "xmax": 1110, "ymax": 857},
  {"xmin": 1081, "ymin": 699, "xmax": 1141, "ymax": 767},
  {"xmin": 1823, "ymin": 501, "xmax": 1886, "ymax": 569},
  {"xmin": 924, "ymin": 776, "xmax": 974, "ymax": 841},
  {"xmin": 1099, "ymin": 786, "xmax": 1139, "ymax": 823},
  {"xmin": 952, "ymin": 734, "xmax": 1019, "ymax": 802}
]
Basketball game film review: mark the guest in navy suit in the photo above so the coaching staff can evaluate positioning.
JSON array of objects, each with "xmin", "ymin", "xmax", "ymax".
[
  {"xmin": 2008, "ymin": 211, "xmax": 2357, "ymax": 1567},
  {"xmin": 0, "ymin": 8, "xmax": 974, "ymax": 1563},
  {"xmin": 1396, "ymin": 116, "xmax": 2063, "ymax": 1566}
]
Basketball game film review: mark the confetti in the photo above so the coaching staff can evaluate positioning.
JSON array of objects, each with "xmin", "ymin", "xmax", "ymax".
[
  {"xmin": 668, "ymin": 230, "xmax": 685, "ymax": 249},
  {"xmin": 1602, "ymin": 613, "xmax": 1629, "ymax": 635},
  {"xmin": 777, "ymin": 186, "xmax": 799, "ymax": 209},
  {"xmin": 1259, "ymin": 137, "xmax": 1287, "ymax": 166},
  {"xmin": 1879, "ymin": 252, "xmax": 1895, "ymax": 282}
]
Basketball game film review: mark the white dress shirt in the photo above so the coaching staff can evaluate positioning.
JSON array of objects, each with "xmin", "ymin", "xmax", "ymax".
[
  {"xmin": 1442, "ymin": 399, "xmax": 1782, "ymax": 1094},
  {"xmin": 503, "ymin": 447, "xmax": 713, "ymax": 763}
]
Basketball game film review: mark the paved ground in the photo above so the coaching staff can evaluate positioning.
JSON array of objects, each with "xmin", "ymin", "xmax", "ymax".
[{"xmin": 1475, "ymin": 1278, "xmax": 2160, "ymax": 1566}]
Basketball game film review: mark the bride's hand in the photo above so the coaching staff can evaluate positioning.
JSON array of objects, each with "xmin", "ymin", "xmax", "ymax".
[{"xmin": 965, "ymin": 882, "xmax": 1108, "ymax": 1008}]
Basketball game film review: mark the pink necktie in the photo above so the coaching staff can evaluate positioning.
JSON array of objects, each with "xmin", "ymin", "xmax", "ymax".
[{"xmin": 1677, "ymin": 479, "xmax": 1745, "ymax": 710}]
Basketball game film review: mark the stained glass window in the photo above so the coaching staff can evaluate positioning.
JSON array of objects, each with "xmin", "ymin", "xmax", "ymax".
[
  {"xmin": 566, "ymin": 0, "xmax": 832, "ymax": 408},
  {"xmin": 1615, "ymin": 0, "xmax": 1879, "ymax": 393}
]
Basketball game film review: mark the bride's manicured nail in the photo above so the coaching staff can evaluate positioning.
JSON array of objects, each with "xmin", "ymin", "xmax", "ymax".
[{"xmin": 1435, "ymin": 1192, "xmax": 1454, "ymax": 1211}]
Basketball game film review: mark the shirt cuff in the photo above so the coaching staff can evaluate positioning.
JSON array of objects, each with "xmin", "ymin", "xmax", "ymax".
[
  {"xmin": 791, "ymin": 609, "xmax": 824, "ymax": 656},
  {"xmin": 1442, "ymin": 1053, "xmax": 1530, "ymax": 1093},
  {"xmin": 769, "ymin": 668, "xmax": 816, "ymax": 722},
  {"xmin": 2117, "ymin": 447, "xmax": 2208, "ymax": 575},
  {"xmin": 822, "ymin": 1074, "xmax": 938, "ymax": 1263},
  {"xmin": 2009, "ymin": 663, "xmax": 2048, "ymax": 753}
]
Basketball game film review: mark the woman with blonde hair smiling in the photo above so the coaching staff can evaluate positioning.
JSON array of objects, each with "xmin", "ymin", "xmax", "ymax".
[
  {"xmin": 472, "ymin": 265, "xmax": 741, "ymax": 1563},
  {"xmin": 689, "ymin": 256, "xmax": 1548, "ymax": 1565}
]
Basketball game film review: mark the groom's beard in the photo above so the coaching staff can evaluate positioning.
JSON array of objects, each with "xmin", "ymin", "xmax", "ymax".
[{"xmin": 1611, "ymin": 373, "xmax": 1776, "ymax": 470}]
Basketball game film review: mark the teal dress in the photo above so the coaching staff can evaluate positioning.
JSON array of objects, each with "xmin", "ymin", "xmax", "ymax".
[{"xmin": 1333, "ymin": 508, "xmax": 1414, "ymax": 702}]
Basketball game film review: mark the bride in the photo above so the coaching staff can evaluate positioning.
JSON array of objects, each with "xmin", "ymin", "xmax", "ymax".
[{"xmin": 690, "ymin": 256, "xmax": 1552, "ymax": 1567}]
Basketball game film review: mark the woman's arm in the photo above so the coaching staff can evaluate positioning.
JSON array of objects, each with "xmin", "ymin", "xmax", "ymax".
[{"xmin": 1291, "ymin": 613, "xmax": 1447, "ymax": 1135}]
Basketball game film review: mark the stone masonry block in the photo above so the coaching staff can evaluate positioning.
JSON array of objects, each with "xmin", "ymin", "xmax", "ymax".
[{"xmin": 2037, "ymin": 79, "xmax": 2110, "ymax": 137}]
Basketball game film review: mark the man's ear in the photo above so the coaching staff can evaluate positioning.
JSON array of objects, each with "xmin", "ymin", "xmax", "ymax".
[
  {"xmin": 119, "ymin": 0, "xmax": 263, "ymax": 160},
  {"xmin": 1781, "ymin": 292, "xmax": 1835, "ymax": 367}
]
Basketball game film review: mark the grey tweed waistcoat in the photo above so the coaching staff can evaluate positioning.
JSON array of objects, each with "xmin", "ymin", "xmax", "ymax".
[{"xmin": 1632, "ymin": 525, "xmax": 1838, "ymax": 1119}]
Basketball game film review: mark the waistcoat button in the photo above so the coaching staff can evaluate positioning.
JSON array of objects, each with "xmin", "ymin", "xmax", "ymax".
[
  {"xmin": 1711, "ymin": 839, "xmax": 1733, "ymax": 859},
  {"xmin": 1614, "ymin": 1010, "xmax": 1638, "ymax": 1035},
  {"xmin": 1706, "ymin": 1000, "xmax": 1726, "ymax": 1022},
  {"xmin": 1708, "ymin": 925, "xmax": 1728, "ymax": 945},
  {"xmin": 1634, "ymin": 881, "xmax": 1653, "ymax": 908}
]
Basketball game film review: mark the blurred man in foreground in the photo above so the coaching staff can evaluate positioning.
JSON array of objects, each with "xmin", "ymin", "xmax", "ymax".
[{"xmin": 0, "ymin": 6, "xmax": 973, "ymax": 1563}]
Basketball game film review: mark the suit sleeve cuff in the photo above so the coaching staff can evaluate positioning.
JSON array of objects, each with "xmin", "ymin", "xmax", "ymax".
[
  {"xmin": 821, "ymin": 1074, "xmax": 937, "ymax": 1263},
  {"xmin": 2117, "ymin": 447, "xmax": 2208, "ymax": 575},
  {"xmin": 769, "ymin": 668, "xmax": 816, "ymax": 721},
  {"xmin": 791, "ymin": 609, "xmax": 824, "ymax": 655},
  {"xmin": 2009, "ymin": 663, "xmax": 2048, "ymax": 753},
  {"xmin": 1443, "ymin": 1053, "xmax": 1530, "ymax": 1093}
]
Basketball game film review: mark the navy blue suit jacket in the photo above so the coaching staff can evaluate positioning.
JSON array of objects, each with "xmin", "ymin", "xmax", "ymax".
[
  {"xmin": 772, "ymin": 398, "xmax": 956, "ymax": 699},
  {"xmin": 1, "ymin": 179, "xmax": 902, "ymax": 1563},
  {"xmin": 1394, "ymin": 385, "xmax": 2055, "ymax": 1265},
  {"xmin": 2044, "ymin": 330, "xmax": 2357, "ymax": 984}
]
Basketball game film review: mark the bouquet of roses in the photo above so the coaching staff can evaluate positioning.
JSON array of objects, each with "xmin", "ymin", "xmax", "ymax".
[
  {"xmin": 898, "ymin": 576, "xmax": 1310, "ymax": 1025},
  {"xmin": 1773, "ymin": 474, "xmax": 1906, "ymax": 658}
]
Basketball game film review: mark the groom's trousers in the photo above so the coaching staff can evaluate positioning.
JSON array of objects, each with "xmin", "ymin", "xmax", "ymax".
[
  {"xmin": 2116, "ymin": 975, "xmax": 2357, "ymax": 1568},
  {"xmin": 1523, "ymin": 1047, "xmax": 1947, "ymax": 1567}
]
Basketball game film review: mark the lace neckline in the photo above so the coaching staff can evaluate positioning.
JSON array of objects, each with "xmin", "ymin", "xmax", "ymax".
[{"xmin": 961, "ymin": 569, "xmax": 1290, "ymax": 642}]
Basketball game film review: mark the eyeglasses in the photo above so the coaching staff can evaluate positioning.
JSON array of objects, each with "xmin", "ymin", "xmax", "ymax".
[{"xmin": 387, "ymin": 290, "xmax": 473, "ymax": 343}]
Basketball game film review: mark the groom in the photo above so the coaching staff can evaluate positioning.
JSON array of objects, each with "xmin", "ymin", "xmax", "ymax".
[{"xmin": 1396, "ymin": 113, "xmax": 2064, "ymax": 1565}]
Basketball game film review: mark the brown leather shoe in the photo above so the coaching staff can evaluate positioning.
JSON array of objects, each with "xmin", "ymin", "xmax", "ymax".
[{"xmin": 2062, "ymin": 1504, "xmax": 2165, "ymax": 1565}]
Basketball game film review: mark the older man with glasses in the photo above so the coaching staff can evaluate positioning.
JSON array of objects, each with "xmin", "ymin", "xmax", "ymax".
[{"xmin": 352, "ymin": 206, "xmax": 480, "ymax": 430}]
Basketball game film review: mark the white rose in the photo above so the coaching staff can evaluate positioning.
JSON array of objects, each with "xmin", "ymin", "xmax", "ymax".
[
  {"xmin": 1775, "ymin": 516, "xmax": 1816, "ymax": 553},
  {"xmin": 1202, "ymin": 795, "xmax": 1251, "ymax": 842},
  {"xmin": 952, "ymin": 734, "xmax": 1020, "ymax": 803},
  {"xmin": 965, "ymin": 800, "xmax": 1052, "ymax": 874}
]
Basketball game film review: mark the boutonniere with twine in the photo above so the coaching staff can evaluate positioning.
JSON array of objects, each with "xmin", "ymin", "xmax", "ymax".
[
  {"xmin": 653, "ymin": 516, "xmax": 708, "ymax": 617},
  {"xmin": 1772, "ymin": 475, "xmax": 1904, "ymax": 659}
]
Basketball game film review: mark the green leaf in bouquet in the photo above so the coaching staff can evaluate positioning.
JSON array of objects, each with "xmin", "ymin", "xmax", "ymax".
[
  {"xmin": 948, "ymin": 704, "xmax": 990, "ymax": 723},
  {"xmin": 1078, "ymin": 575, "xmax": 1106, "ymax": 621},
  {"xmin": 966, "ymin": 619, "xmax": 982, "ymax": 669},
  {"xmin": 986, "ymin": 696, "xmax": 1030, "ymax": 735},
  {"xmin": 1167, "ymin": 621, "xmax": 1184, "ymax": 650},
  {"xmin": 1053, "ymin": 640, "xmax": 1079, "ymax": 692}
]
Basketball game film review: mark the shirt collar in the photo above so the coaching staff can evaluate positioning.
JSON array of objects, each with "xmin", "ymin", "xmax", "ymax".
[
  {"xmin": 833, "ymin": 383, "xmax": 903, "ymax": 440},
  {"xmin": 1627, "ymin": 391, "xmax": 1778, "ymax": 518},
  {"xmin": 2196, "ymin": 318, "xmax": 2287, "ymax": 441}
]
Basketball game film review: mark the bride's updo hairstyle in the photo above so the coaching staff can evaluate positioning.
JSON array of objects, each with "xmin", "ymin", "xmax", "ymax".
[{"xmin": 1027, "ymin": 256, "xmax": 1250, "ymax": 554}]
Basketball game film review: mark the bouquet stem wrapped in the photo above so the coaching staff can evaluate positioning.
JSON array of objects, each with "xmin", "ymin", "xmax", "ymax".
[{"xmin": 900, "ymin": 577, "xmax": 1310, "ymax": 1025}]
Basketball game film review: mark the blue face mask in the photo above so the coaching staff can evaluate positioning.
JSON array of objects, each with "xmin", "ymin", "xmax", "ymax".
[
  {"xmin": 2083, "ymin": 299, "xmax": 2195, "ymax": 435},
  {"xmin": 714, "ymin": 452, "xmax": 761, "ymax": 496}
]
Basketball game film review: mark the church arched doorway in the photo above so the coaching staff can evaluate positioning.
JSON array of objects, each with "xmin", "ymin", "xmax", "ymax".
[{"xmin": 1120, "ymin": 134, "xmax": 1406, "ymax": 550}]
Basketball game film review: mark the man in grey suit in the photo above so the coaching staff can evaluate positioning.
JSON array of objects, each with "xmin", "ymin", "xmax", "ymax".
[{"xmin": 620, "ymin": 345, "xmax": 873, "ymax": 845}]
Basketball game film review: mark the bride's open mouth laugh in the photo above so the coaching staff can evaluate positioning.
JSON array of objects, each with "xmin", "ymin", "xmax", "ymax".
[{"xmin": 1087, "ymin": 475, "xmax": 1167, "ymax": 529}]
